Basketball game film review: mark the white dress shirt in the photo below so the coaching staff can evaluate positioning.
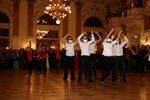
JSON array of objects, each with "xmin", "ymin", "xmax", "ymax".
[
  {"xmin": 89, "ymin": 42, "xmax": 96, "ymax": 54},
  {"xmin": 78, "ymin": 34, "xmax": 95, "ymax": 56},
  {"xmin": 102, "ymin": 39, "xmax": 117, "ymax": 57},
  {"xmin": 65, "ymin": 42, "xmax": 75, "ymax": 56},
  {"xmin": 113, "ymin": 36, "xmax": 128, "ymax": 56}
]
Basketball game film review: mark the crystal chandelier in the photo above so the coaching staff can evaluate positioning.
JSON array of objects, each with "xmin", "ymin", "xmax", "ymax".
[
  {"xmin": 37, "ymin": 29, "xmax": 49, "ymax": 39},
  {"xmin": 44, "ymin": 0, "xmax": 71, "ymax": 24}
]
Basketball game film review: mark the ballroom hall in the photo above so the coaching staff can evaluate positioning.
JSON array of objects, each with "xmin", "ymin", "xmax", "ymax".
[{"xmin": 0, "ymin": 0, "xmax": 150, "ymax": 100}]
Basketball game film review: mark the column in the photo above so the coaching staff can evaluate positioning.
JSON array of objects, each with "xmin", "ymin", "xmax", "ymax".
[
  {"xmin": 63, "ymin": 16, "xmax": 68, "ymax": 37},
  {"xmin": 26, "ymin": 0, "xmax": 35, "ymax": 37},
  {"xmin": 13, "ymin": 0, "xmax": 20, "ymax": 36},
  {"xmin": 26, "ymin": 0, "xmax": 36, "ymax": 49},
  {"xmin": 12, "ymin": 0, "xmax": 21, "ymax": 49},
  {"xmin": 75, "ymin": 2, "xmax": 82, "ymax": 37}
]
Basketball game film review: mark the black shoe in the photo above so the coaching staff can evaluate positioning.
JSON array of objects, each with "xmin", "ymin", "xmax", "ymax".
[
  {"xmin": 94, "ymin": 76, "xmax": 98, "ymax": 79},
  {"xmin": 27, "ymin": 72, "xmax": 32, "ymax": 75},
  {"xmin": 71, "ymin": 78, "xmax": 76, "ymax": 80},
  {"xmin": 88, "ymin": 80, "xmax": 93, "ymax": 83},
  {"xmin": 100, "ymin": 81, "xmax": 104, "ymax": 86},
  {"xmin": 123, "ymin": 79, "xmax": 127, "ymax": 83},
  {"xmin": 112, "ymin": 81, "xmax": 117, "ymax": 85},
  {"xmin": 85, "ymin": 77, "xmax": 87, "ymax": 80},
  {"xmin": 63, "ymin": 77, "xmax": 67, "ymax": 80},
  {"xmin": 78, "ymin": 79, "xmax": 81, "ymax": 83},
  {"xmin": 55, "ymin": 71, "xmax": 59, "ymax": 74}
]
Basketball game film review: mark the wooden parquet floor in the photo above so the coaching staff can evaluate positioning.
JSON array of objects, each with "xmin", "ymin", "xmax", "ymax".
[{"xmin": 0, "ymin": 69, "xmax": 150, "ymax": 100}]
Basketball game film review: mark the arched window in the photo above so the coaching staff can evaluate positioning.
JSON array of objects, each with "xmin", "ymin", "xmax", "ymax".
[
  {"xmin": 84, "ymin": 17, "xmax": 103, "ymax": 27},
  {"xmin": 37, "ymin": 14, "xmax": 58, "ymax": 25},
  {"xmin": 0, "ymin": 12, "xmax": 10, "ymax": 48},
  {"xmin": 36, "ymin": 15, "xmax": 59, "ymax": 49},
  {"xmin": 0, "ymin": 12, "xmax": 9, "ymax": 23}
]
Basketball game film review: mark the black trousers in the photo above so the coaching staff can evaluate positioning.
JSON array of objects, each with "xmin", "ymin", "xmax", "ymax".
[
  {"xmin": 78, "ymin": 56, "xmax": 92, "ymax": 82},
  {"xmin": 114, "ymin": 56, "xmax": 126, "ymax": 80},
  {"xmin": 27, "ymin": 61, "xmax": 32, "ymax": 74},
  {"xmin": 42, "ymin": 59, "xmax": 47, "ymax": 74},
  {"xmin": 146, "ymin": 61, "xmax": 150, "ymax": 71},
  {"xmin": 90, "ymin": 54, "xmax": 97, "ymax": 78},
  {"xmin": 63, "ymin": 56, "xmax": 75, "ymax": 80},
  {"xmin": 56, "ymin": 59, "xmax": 61, "ymax": 73},
  {"xmin": 129, "ymin": 56, "xmax": 136, "ymax": 73},
  {"xmin": 36, "ymin": 60, "xmax": 41, "ymax": 73},
  {"xmin": 100, "ymin": 56, "xmax": 117, "ymax": 82}
]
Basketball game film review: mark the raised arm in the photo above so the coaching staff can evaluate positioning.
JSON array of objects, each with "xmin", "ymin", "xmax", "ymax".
[
  {"xmin": 111, "ymin": 32, "xmax": 117, "ymax": 40},
  {"xmin": 112, "ymin": 30, "xmax": 121, "ymax": 45},
  {"xmin": 77, "ymin": 32, "xmax": 86, "ymax": 43},
  {"xmin": 106, "ymin": 28, "xmax": 114, "ymax": 39},
  {"xmin": 95, "ymin": 32, "xmax": 102, "ymax": 43},
  {"xmin": 116, "ymin": 30, "xmax": 122, "ymax": 41},
  {"xmin": 63, "ymin": 33, "xmax": 71, "ymax": 44},
  {"xmin": 129, "ymin": 47, "xmax": 137, "ymax": 55},
  {"xmin": 121, "ymin": 34, "xmax": 129, "ymax": 46}
]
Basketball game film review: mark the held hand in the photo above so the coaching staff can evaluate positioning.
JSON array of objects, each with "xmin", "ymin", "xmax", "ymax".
[
  {"xmin": 91, "ymin": 30, "xmax": 94, "ymax": 34},
  {"xmin": 95, "ymin": 31, "xmax": 99, "ymax": 35}
]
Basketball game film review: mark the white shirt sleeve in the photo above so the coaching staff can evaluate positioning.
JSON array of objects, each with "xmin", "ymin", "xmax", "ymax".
[
  {"xmin": 111, "ymin": 40, "xmax": 117, "ymax": 45},
  {"xmin": 102, "ymin": 39, "xmax": 107, "ymax": 45},
  {"xmin": 121, "ymin": 36, "xmax": 128, "ymax": 47},
  {"xmin": 111, "ymin": 35, "xmax": 114, "ymax": 40},
  {"xmin": 77, "ymin": 34, "xmax": 84, "ymax": 44}
]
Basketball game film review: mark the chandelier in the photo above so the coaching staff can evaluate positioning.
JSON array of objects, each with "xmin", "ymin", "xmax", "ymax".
[
  {"xmin": 44, "ymin": 0, "xmax": 71, "ymax": 24},
  {"xmin": 37, "ymin": 29, "xmax": 49, "ymax": 39}
]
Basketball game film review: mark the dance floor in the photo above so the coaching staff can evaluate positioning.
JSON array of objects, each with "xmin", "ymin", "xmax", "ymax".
[{"xmin": 0, "ymin": 69, "xmax": 150, "ymax": 100}]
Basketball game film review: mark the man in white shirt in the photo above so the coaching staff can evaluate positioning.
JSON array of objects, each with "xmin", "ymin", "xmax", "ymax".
[
  {"xmin": 77, "ymin": 32, "xmax": 95, "ymax": 83},
  {"xmin": 63, "ymin": 33, "xmax": 78, "ymax": 80},
  {"xmin": 113, "ymin": 33, "xmax": 128, "ymax": 82},
  {"xmin": 89, "ymin": 31, "xmax": 102, "ymax": 79},
  {"xmin": 100, "ymin": 29, "xmax": 121, "ymax": 85}
]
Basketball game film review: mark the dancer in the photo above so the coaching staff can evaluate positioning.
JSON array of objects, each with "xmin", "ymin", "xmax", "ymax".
[
  {"xmin": 55, "ymin": 44, "xmax": 61, "ymax": 74},
  {"xmin": 63, "ymin": 33, "xmax": 77, "ymax": 80},
  {"xmin": 41, "ymin": 46, "xmax": 47, "ymax": 74},
  {"xmin": 113, "ymin": 32, "xmax": 128, "ymax": 82},
  {"xmin": 26, "ymin": 41, "xmax": 33, "ymax": 74},
  {"xmin": 89, "ymin": 31, "xmax": 102, "ymax": 79},
  {"xmin": 77, "ymin": 32, "xmax": 95, "ymax": 83},
  {"xmin": 36, "ymin": 44, "xmax": 42, "ymax": 74},
  {"xmin": 129, "ymin": 45, "xmax": 138, "ymax": 73},
  {"xmin": 100, "ymin": 29, "xmax": 120, "ymax": 85}
]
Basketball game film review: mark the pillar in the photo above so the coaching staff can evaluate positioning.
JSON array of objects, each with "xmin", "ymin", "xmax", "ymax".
[
  {"xmin": 75, "ymin": 2, "xmax": 82, "ymax": 37},
  {"xmin": 26, "ymin": 0, "xmax": 36, "ymax": 49},
  {"xmin": 63, "ymin": 16, "xmax": 68, "ymax": 37},
  {"xmin": 12, "ymin": 0, "xmax": 21, "ymax": 49},
  {"xmin": 26, "ymin": 0, "xmax": 35, "ymax": 37}
]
